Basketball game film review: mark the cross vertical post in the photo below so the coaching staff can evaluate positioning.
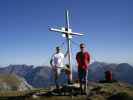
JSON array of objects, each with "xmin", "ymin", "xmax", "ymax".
[{"xmin": 65, "ymin": 10, "xmax": 72, "ymax": 81}]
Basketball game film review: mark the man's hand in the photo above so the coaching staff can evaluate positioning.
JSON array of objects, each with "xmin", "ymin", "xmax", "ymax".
[{"xmin": 52, "ymin": 66, "xmax": 56, "ymax": 71}]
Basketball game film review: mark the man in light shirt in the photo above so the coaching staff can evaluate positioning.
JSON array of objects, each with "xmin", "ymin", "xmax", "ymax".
[{"xmin": 50, "ymin": 46, "xmax": 65, "ymax": 89}]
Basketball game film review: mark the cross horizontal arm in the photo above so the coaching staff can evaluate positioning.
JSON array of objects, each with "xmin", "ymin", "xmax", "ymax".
[
  {"xmin": 49, "ymin": 28, "xmax": 67, "ymax": 33},
  {"xmin": 49, "ymin": 28, "xmax": 84, "ymax": 36},
  {"xmin": 70, "ymin": 32, "xmax": 84, "ymax": 36}
]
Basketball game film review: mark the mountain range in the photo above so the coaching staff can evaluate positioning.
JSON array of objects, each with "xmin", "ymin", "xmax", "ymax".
[{"xmin": 0, "ymin": 62, "xmax": 133, "ymax": 88}]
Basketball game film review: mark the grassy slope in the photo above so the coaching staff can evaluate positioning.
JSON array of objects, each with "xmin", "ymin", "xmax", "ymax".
[
  {"xmin": 87, "ymin": 82, "xmax": 133, "ymax": 100},
  {"xmin": 0, "ymin": 74, "xmax": 21, "ymax": 86},
  {"xmin": 0, "ymin": 82, "xmax": 133, "ymax": 100}
]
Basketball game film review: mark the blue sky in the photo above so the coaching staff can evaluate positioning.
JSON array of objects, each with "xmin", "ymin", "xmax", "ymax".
[{"xmin": 0, "ymin": 0, "xmax": 133, "ymax": 66}]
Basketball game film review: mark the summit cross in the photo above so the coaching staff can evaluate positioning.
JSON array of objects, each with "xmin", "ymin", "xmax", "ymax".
[{"xmin": 49, "ymin": 10, "xmax": 84, "ymax": 81}]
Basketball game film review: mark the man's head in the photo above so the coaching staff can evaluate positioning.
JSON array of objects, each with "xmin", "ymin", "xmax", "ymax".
[
  {"xmin": 56, "ymin": 46, "xmax": 61, "ymax": 53},
  {"xmin": 80, "ymin": 43, "xmax": 86, "ymax": 52}
]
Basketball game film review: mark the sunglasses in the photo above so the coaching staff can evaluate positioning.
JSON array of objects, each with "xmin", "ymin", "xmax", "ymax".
[{"xmin": 80, "ymin": 46, "xmax": 85, "ymax": 48}]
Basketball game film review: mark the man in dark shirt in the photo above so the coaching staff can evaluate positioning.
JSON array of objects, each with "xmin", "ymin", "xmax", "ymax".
[{"xmin": 76, "ymin": 43, "xmax": 90, "ymax": 94}]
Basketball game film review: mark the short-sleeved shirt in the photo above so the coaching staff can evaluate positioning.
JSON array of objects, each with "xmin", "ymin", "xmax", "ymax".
[
  {"xmin": 76, "ymin": 51, "xmax": 90, "ymax": 70},
  {"xmin": 51, "ymin": 52, "xmax": 64, "ymax": 68}
]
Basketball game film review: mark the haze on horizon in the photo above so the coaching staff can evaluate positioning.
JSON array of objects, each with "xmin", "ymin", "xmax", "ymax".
[{"xmin": 0, "ymin": 0, "xmax": 133, "ymax": 66}]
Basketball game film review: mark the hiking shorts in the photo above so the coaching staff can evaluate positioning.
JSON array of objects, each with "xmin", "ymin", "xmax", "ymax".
[{"xmin": 52, "ymin": 68, "xmax": 62, "ymax": 80}]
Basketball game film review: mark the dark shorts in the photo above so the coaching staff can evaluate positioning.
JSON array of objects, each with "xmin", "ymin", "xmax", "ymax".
[{"xmin": 78, "ymin": 68, "xmax": 88, "ymax": 83}]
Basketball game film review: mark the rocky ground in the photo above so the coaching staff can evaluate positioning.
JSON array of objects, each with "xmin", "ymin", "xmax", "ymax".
[
  {"xmin": 0, "ymin": 81, "xmax": 133, "ymax": 100},
  {"xmin": 27, "ymin": 81, "xmax": 133, "ymax": 100}
]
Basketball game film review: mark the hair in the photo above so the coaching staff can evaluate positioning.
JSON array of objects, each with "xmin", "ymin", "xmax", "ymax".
[
  {"xmin": 80, "ymin": 43, "xmax": 85, "ymax": 48},
  {"xmin": 56, "ymin": 46, "xmax": 60, "ymax": 50}
]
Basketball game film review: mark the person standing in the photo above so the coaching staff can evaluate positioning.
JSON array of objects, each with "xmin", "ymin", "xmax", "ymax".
[
  {"xmin": 50, "ymin": 46, "xmax": 65, "ymax": 89},
  {"xmin": 76, "ymin": 43, "xmax": 91, "ymax": 94}
]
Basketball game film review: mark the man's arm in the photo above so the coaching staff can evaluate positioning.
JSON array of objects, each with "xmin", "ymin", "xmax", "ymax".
[
  {"xmin": 50, "ymin": 54, "xmax": 54, "ymax": 67},
  {"xmin": 76, "ymin": 52, "xmax": 80, "ymax": 63},
  {"xmin": 50, "ymin": 59, "xmax": 53, "ymax": 66},
  {"xmin": 87, "ymin": 52, "xmax": 91, "ymax": 64}
]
